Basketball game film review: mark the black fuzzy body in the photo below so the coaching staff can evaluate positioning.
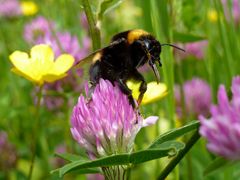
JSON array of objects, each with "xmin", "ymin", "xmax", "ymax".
[{"xmin": 89, "ymin": 30, "xmax": 162, "ymax": 106}]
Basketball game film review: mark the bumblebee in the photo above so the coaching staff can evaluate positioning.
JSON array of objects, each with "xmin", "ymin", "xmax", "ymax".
[{"xmin": 76, "ymin": 29, "xmax": 184, "ymax": 107}]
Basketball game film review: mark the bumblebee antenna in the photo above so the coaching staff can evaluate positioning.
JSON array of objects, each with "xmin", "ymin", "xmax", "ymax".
[{"xmin": 161, "ymin": 43, "xmax": 185, "ymax": 52}]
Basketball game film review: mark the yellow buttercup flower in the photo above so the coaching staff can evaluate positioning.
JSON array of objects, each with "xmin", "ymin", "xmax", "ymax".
[
  {"xmin": 20, "ymin": 1, "xmax": 38, "ymax": 16},
  {"xmin": 127, "ymin": 80, "xmax": 168, "ymax": 105},
  {"xmin": 9, "ymin": 44, "xmax": 74, "ymax": 86},
  {"xmin": 208, "ymin": 9, "xmax": 218, "ymax": 22}
]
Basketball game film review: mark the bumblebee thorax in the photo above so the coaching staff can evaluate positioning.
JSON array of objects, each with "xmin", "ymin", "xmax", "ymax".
[{"xmin": 127, "ymin": 29, "xmax": 149, "ymax": 44}]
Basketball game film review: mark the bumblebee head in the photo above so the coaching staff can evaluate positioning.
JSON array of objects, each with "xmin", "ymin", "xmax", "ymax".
[
  {"xmin": 145, "ymin": 39, "xmax": 185, "ymax": 83},
  {"xmin": 147, "ymin": 39, "xmax": 162, "ymax": 66},
  {"xmin": 142, "ymin": 38, "xmax": 162, "ymax": 83},
  {"xmin": 129, "ymin": 30, "xmax": 185, "ymax": 83}
]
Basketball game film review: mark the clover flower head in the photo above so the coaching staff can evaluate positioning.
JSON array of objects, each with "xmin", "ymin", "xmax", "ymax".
[
  {"xmin": 0, "ymin": 0, "xmax": 22, "ymax": 18},
  {"xmin": 9, "ymin": 44, "xmax": 74, "ymax": 85},
  {"xmin": 24, "ymin": 16, "xmax": 55, "ymax": 44},
  {"xmin": 175, "ymin": 78, "xmax": 211, "ymax": 118},
  {"xmin": 199, "ymin": 76, "xmax": 240, "ymax": 160},
  {"xmin": 70, "ymin": 79, "xmax": 158, "ymax": 158},
  {"xmin": 174, "ymin": 41, "xmax": 208, "ymax": 61},
  {"xmin": 40, "ymin": 32, "xmax": 90, "ymax": 63},
  {"xmin": 185, "ymin": 41, "xmax": 208, "ymax": 59}
]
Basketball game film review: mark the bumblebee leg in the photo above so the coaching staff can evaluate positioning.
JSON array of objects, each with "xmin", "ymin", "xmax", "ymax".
[
  {"xmin": 131, "ymin": 70, "xmax": 147, "ymax": 105},
  {"xmin": 89, "ymin": 61, "xmax": 102, "ymax": 95},
  {"xmin": 117, "ymin": 78, "xmax": 136, "ymax": 108},
  {"xmin": 89, "ymin": 61, "xmax": 101, "ymax": 84}
]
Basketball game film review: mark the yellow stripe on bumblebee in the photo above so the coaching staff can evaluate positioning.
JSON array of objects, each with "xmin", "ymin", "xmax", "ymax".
[{"xmin": 127, "ymin": 29, "xmax": 149, "ymax": 44}]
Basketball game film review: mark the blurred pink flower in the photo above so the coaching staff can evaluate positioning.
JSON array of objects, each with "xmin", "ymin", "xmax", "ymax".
[
  {"xmin": 43, "ymin": 68, "xmax": 84, "ymax": 111},
  {"xmin": 51, "ymin": 144, "xmax": 66, "ymax": 168},
  {"xmin": 175, "ymin": 41, "xmax": 208, "ymax": 60},
  {"xmin": 39, "ymin": 32, "xmax": 90, "ymax": 63},
  {"xmin": 199, "ymin": 76, "xmax": 240, "ymax": 160},
  {"xmin": 185, "ymin": 41, "xmax": 208, "ymax": 59},
  {"xmin": 0, "ymin": 0, "xmax": 22, "ymax": 18},
  {"xmin": 222, "ymin": 0, "xmax": 240, "ymax": 24},
  {"xmin": 175, "ymin": 78, "xmax": 212, "ymax": 118},
  {"xmin": 87, "ymin": 174, "xmax": 104, "ymax": 180},
  {"xmin": 233, "ymin": 0, "xmax": 240, "ymax": 23},
  {"xmin": 0, "ymin": 131, "xmax": 17, "ymax": 171},
  {"xmin": 80, "ymin": 12, "xmax": 89, "ymax": 30},
  {"xmin": 71, "ymin": 79, "xmax": 158, "ymax": 158},
  {"xmin": 24, "ymin": 16, "xmax": 91, "ymax": 62},
  {"xmin": 24, "ymin": 16, "xmax": 55, "ymax": 44}
]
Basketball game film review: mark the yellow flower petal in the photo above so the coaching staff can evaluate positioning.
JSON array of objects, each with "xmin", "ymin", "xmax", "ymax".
[
  {"xmin": 9, "ymin": 51, "xmax": 30, "ymax": 73},
  {"xmin": 30, "ymin": 44, "xmax": 54, "ymax": 63},
  {"xmin": 126, "ymin": 80, "xmax": 141, "ymax": 99},
  {"xmin": 30, "ymin": 44, "xmax": 54, "ymax": 74},
  {"xmin": 51, "ymin": 54, "xmax": 74, "ymax": 75},
  {"xmin": 9, "ymin": 44, "xmax": 75, "ymax": 85},
  {"xmin": 9, "ymin": 51, "xmax": 44, "ymax": 84},
  {"xmin": 20, "ymin": 1, "xmax": 38, "ymax": 16},
  {"xmin": 142, "ymin": 82, "xmax": 168, "ymax": 104},
  {"xmin": 127, "ymin": 80, "xmax": 168, "ymax": 105},
  {"xmin": 208, "ymin": 9, "xmax": 218, "ymax": 23},
  {"xmin": 11, "ymin": 68, "xmax": 37, "ymax": 83},
  {"xmin": 42, "ymin": 73, "xmax": 67, "ymax": 83}
]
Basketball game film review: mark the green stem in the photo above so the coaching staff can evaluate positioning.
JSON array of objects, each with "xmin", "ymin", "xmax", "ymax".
[
  {"xmin": 28, "ymin": 85, "xmax": 43, "ymax": 180},
  {"xmin": 186, "ymin": 153, "xmax": 193, "ymax": 180},
  {"xmin": 176, "ymin": 63, "xmax": 194, "ymax": 180},
  {"xmin": 82, "ymin": 0, "xmax": 101, "ymax": 50},
  {"xmin": 157, "ymin": 131, "xmax": 201, "ymax": 180},
  {"xmin": 176, "ymin": 62, "xmax": 187, "ymax": 121}
]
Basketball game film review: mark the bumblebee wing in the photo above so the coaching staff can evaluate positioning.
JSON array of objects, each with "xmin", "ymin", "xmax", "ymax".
[
  {"xmin": 74, "ymin": 50, "xmax": 101, "ymax": 69},
  {"xmin": 75, "ymin": 37, "xmax": 127, "ymax": 69}
]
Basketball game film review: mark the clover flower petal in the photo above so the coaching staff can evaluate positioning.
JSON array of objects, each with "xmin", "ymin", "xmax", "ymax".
[
  {"xmin": 199, "ymin": 76, "xmax": 240, "ymax": 160},
  {"xmin": 9, "ymin": 44, "xmax": 74, "ymax": 85}
]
